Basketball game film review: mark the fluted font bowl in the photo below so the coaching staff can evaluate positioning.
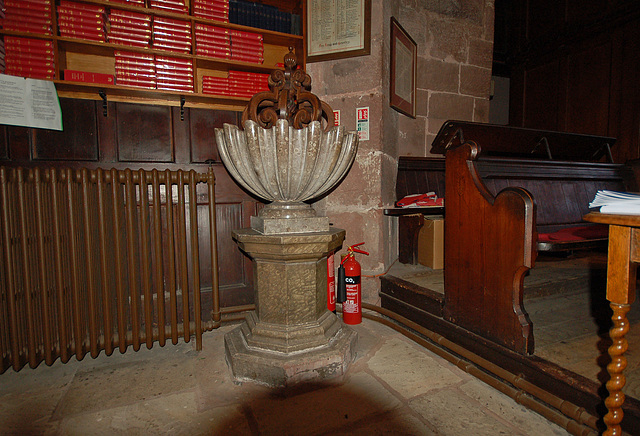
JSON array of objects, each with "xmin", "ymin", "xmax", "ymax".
[{"xmin": 215, "ymin": 119, "xmax": 358, "ymax": 208}]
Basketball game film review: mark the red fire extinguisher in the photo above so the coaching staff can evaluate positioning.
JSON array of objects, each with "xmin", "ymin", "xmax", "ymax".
[
  {"xmin": 338, "ymin": 242, "xmax": 369, "ymax": 325},
  {"xmin": 327, "ymin": 251, "xmax": 336, "ymax": 313}
]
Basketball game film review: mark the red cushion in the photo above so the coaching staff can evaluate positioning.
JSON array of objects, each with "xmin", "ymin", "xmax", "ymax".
[{"xmin": 538, "ymin": 225, "xmax": 608, "ymax": 243}]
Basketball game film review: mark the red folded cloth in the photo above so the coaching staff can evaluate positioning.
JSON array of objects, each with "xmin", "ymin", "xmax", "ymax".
[
  {"xmin": 538, "ymin": 225, "xmax": 608, "ymax": 242},
  {"xmin": 396, "ymin": 192, "xmax": 443, "ymax": 208}
]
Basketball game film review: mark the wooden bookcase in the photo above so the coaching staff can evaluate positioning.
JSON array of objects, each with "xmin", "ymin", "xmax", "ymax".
[{"xmin": 0, "ymin": 0, "xmax": 305, "ymax": 111}]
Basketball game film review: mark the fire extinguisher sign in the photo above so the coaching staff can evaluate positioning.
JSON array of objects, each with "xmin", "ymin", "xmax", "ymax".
[{"xmin": 356, "ymin": 107, "xmax": 369, "ymax": 141}]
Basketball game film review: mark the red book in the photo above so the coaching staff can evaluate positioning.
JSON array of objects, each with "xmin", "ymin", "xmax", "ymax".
[
  {"xmin": 56, "ymin": 10, "xmax": 105, "ymax": 22},
  {"xmin": 229, "ymin": 30, "xmax": 262, "ymax": 41},
  {"xmin": 150, "ymin": 0, "xmax": 188, "ymax": 8},
  {"xmin": 193, "ymin": 12, "xmax": 228, "ymax": 22},
  {"xmin": 230, "ymin": 54, "xmax": 264, "ymax": 64},
  {"xmin": 4, "ymin": 44, "xmax": 54, "ymax": 56},
  {"xmin": 1, "ymin": 21, "xmax": 52, "ymax": 34},
  {"xmin": 193, "ymin": 2, "xmax": 229, "ymax": 11},
  {"xmin": 5, "ymin": 36, "xmax": 52, "ymax": 46},
  {"xmin": 5, "ymin": 10, "xmax": 53, "ymax": 23},
  {"xmin": 4, "ymin": 1, "xmax": 51, "ymax": 13},
  {"xmin": 64, "ymin": 69, "xmax": 114, "ymax": 85},
  {"xmin": 116, "ymin": 71, "xmax": 156, "ymax": 81},
  {"xmin": 231, "ymin": 43, "xmax": 264, "ymax": 55},
  {"xmin": 6, "ymin": 52, "xmax": 54, "ymax": 62},
  {"xmin": 58, "ymin": 22, "xmax": 105, "ymax": 33},
  {"xmin": 115, "ymin": 51, "xmax": 154, "ymax": 61},
  {"xmin": 230, "ymin": 36, "xmax": 264, "ymax": 48},
  {"xmin": 153, "ymin": 17, "xmax": 191, "ymax": 29},
  {"xmin": 5, "ymin": 62, "xmax": 55, "ymax": 72},
  {"xmin": 151, "ymin": 25, "xmax": 191, "ymax": 37},
  {"xmin": 109, "ymin": 36, "xmax": 149, "ymax": 47},
  {"xmin": 152, "ymin": 31, "xmax": 192, "ymax": 42},
  {"xmin": 107, "ymin": 0, "xmax": 145, "ymax": 5},
  {"xmin": 117, "ymin": 81, "xmax": 156, "ymax": 89},
  {"xmin": 59, "ymin": 27, "xmax": 105, "ymax": 37},
  {"xmin": 109, "ymin": 9, "xmax": 151, "ymax": 21},
  {"xmin": 116, "ymin": 74, "xmax": 156, "ymax": 83},
  {"xmin": 57, "ymin": 14, "xmax": 103, "ymax": 26},
  {"xmin": 109, "ymin": 26, "xmax": 152, "ymax": 37},
  {"xmin": 155, "ymin": 55, "xmax": 192, "ymax": 64},
  {"xmin": 195, "ymin": 32, "xmax": 230, "ymax": 43},
  {"xmin": 152, "ymin": 44, "xmax": 190, "ymax": 54},
  {"xmin": 156, "ymin": 73, "xmax": 193, "ymax": 84},
  {"xmin": 5, "ymin": 70, "xmax": 55, "ymax": 80},
  {"xmin": 157, "ymin": 85, "xmax": 193, "ymax": 92},
  {"xmin": 149, "ymin": 4, "xmax": 188, "ymax": 14},
  {"xmin": 196, "ymin": 46, "xmax": 230, "ymax": 56},
  {"xmin": 194, "ymin": 23, "xmax": 228, "ymax": 33},
  {"xmin": 196, "ymin": 41, "xmax": 230, "ymax": 52},
  {"xmin": 59, "ymin": 1, "xmax": 105, "ymax": 14}
]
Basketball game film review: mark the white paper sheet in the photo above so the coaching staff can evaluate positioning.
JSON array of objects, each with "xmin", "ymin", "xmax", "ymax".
[{"xmin": 0, "ymin": 74, "xmax": 63, "ymax": 131}]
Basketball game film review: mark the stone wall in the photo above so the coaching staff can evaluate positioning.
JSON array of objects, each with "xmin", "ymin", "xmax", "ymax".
[{"xmin": 308, "ymin": 0, "xmax": 494, "ymax": 303}]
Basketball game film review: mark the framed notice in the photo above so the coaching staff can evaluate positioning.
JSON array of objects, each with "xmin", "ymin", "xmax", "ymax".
[
  {"xmin": 390, "ymin": 17, "xmax": 416, "ymax": 118},
  {"xmin": 306, "ymin": 0, "xmax": 371, "ymax": 62}
]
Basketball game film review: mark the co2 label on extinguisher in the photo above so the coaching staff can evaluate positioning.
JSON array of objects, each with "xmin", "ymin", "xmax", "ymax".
[{"xmin": 345, "ymin": 276, "xmax": 360, "ymax": 285}]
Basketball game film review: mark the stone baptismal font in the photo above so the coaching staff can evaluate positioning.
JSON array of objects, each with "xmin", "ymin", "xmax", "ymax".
[{"xmin": 215, "ymin": 50, "xmax": 359, "ymax": 387}]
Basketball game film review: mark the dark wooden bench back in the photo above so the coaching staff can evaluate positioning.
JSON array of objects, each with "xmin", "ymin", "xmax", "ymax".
[
  {"xmin": 476, "ymin": 158, "xmax": 635, "ymax": 232},
  {"xmin": 395, "ymin": 156, "xmax": 445, "ymax": 201},
  {"xmin": 430, "ymin": 120, "xmax": 615, "ymax": 162}
]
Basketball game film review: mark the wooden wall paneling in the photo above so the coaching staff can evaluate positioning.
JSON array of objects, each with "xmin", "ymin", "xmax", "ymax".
[
  {"xmin": 565, "ymin": 0, "xmax": 610, "ymax": 27},
  {"xmin": 0, "ymin": 127, "xmax": 7, "ymax": 160},
  {"xmin": 189, "ymin": 108, "xmax": 239, "ymax": 164},
  {"xmin": 523, "ymin": 60, "xmax": 561, "ymax": 130},
  {"xmin": 172, "ymin": 106, "xmax": 191, "ymax": 165},
  {"xmin": 610, "ymin": 22, "xmax": 640, "ymax": 163},
  {"xmin": 116, "ymin": 103, "xmax": 173, "ymax": 163},
  {"xmin": 526, "ymin": 0, "xmax": 564, "ymax": 43},
  {"xmin": 563, "ymin": 39, "xmax": 612, "ymax": 136},
  {"xmin": 98, "ymin": 101, "xmax": 118, "ymax": 163},
  {"xmin": 32, "ymin": 98, "xmax": 99, "ymax": 161}
]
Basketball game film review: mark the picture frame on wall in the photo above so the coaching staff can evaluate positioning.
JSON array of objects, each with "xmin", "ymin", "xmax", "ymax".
[
  {"xmin": 306, "ymin": 0, "xmax": 371, "ymax": 62},
  {"xmin": 390, "ymin": 17, "xmax": 416, "ymax": 118}
]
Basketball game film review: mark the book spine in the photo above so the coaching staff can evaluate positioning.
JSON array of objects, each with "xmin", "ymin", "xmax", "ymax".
[
  {"xmin": 4, "ymin": 1, "xmax": 51, "ymax": 13},
  {"xmin": 64, "ymin": 69, "xmax": 114, "ymax": 84},
  {"xmin": 195, "ymin": 33, "xmax": 230, "ymax": 44},
  {"xmin": 5, "ymin": 51, "xmax": 55, "ymax": 62},
  {"xmin": 5, "ymin": 70, "xmax": 55, "ymax": 80},
  {"xmin": 1, "ymin": 21, "xmax": 52, "ymax": 34},
  {"xmin": 108, "ymin": 36, "xmax": 150, "ymax": 47},
  {"xmin": 153, "ymin": 17, "xmax": 191, "ymax": 29},
  {"xmin": 109, "ymin": 25, "xmax": 152, "ymax": 36},
  {"xmin": 58, "ymin": 22, "xmax": 106, "ymax": 33},
  {"xmin": 59, "ymin": 1, "xmax": 105, "ymax": 14},
  {"xmin": 57, "ymin": 15, "xmax": 104, "ymax": 26},
  {"xmin": 229, "ymin": 30, "xmax": 263, "ymax": 41},
  {"xmin": 114, "ymin": 50, "xmax": 154, "ymax": 61},
  {"xmin": 5, "ymin": 36, "xmax": 53, "ymax": 47},
  {"xmin": 109, "ymin": 10, "xmax": 152, "ymax": 22},
  {"xmin": 4, "ymin": 9, "xmax": 53, "ymax": 22}
]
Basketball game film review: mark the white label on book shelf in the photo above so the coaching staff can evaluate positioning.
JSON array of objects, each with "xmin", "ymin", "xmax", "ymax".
[{"xmin": 0, "ymin": 74, "xmax": 62, "ymax": 131}]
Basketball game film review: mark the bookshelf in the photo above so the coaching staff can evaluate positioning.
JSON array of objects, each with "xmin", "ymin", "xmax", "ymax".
[{"xmin": 0, "ymin": 0, "xmax": 305, "ymax": 111}]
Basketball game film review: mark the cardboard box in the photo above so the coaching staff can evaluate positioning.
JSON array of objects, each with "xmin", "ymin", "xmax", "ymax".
[{"xmin": 418, "ymin": 216, "xmax": 444, "ymax": 269}]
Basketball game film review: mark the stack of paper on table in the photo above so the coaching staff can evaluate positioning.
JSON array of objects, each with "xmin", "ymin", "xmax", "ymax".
[{"xmin": 589, "ymin": 190, "xmax": 640, "ymax": 214}]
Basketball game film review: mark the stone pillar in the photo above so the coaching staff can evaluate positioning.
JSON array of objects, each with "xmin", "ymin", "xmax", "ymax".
[{"xmin": 224, "ymin": 228, "xmax": 357, "ymax": 387}]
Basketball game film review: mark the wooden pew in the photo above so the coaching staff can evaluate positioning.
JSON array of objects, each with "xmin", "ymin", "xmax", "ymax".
[
  {"xmin": 385, "ymin": 157, "xmax": 444, "ymax": 264},
  {"xmin": 440, "ymin": 122, "xmax": 637, "ymax": 354}
]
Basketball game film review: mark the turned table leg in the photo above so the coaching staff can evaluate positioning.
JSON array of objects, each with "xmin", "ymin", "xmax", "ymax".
[{"xmin": 603, "ymin": 303, "xmax": 631, "ymax": 436}]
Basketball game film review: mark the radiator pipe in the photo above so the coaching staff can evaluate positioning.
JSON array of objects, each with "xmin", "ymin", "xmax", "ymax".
[{"xmin": 216, "ymin": 302, "xmax": 599, "ymax": 435}]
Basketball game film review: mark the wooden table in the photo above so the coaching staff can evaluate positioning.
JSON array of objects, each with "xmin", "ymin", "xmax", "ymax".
[{"xmin": 584, "ymin": 212, "xmax": 639, "ymax": 436}]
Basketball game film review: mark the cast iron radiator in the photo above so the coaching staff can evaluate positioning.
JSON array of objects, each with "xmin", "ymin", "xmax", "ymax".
[{"xmin": 0, "ymin": 166, "xmax": 220, "ymax": 373}]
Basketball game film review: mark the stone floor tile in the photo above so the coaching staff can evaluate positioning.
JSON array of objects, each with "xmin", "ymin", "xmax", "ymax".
[
  {"xmin": 0, "ymin": 389, "xmax": 63, "ymax": 435},
  {"xmin": 409, "ymin": 388, "xmax": 518, "ymax": 435},
  {"xmin": 326, "ymin": 408, "xmax": 437, "ymax": 435},
  {"xmin": 366, "ymin": 336, "xmax": 462, "ymax": 399},
  {"xmin": 57, "ymin": 391, "xmax": 251, "ymax": 436},
  {"xmin": 458, "ymin": 378, "xmax": 570, "ymax": 435},
  {"xmin": 53, "ymin": 352, "xmax": 198, "ymax": 419},
  {"xmin": 247, "ymin": 371, "xmax": 402, "ymax": 436}
]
